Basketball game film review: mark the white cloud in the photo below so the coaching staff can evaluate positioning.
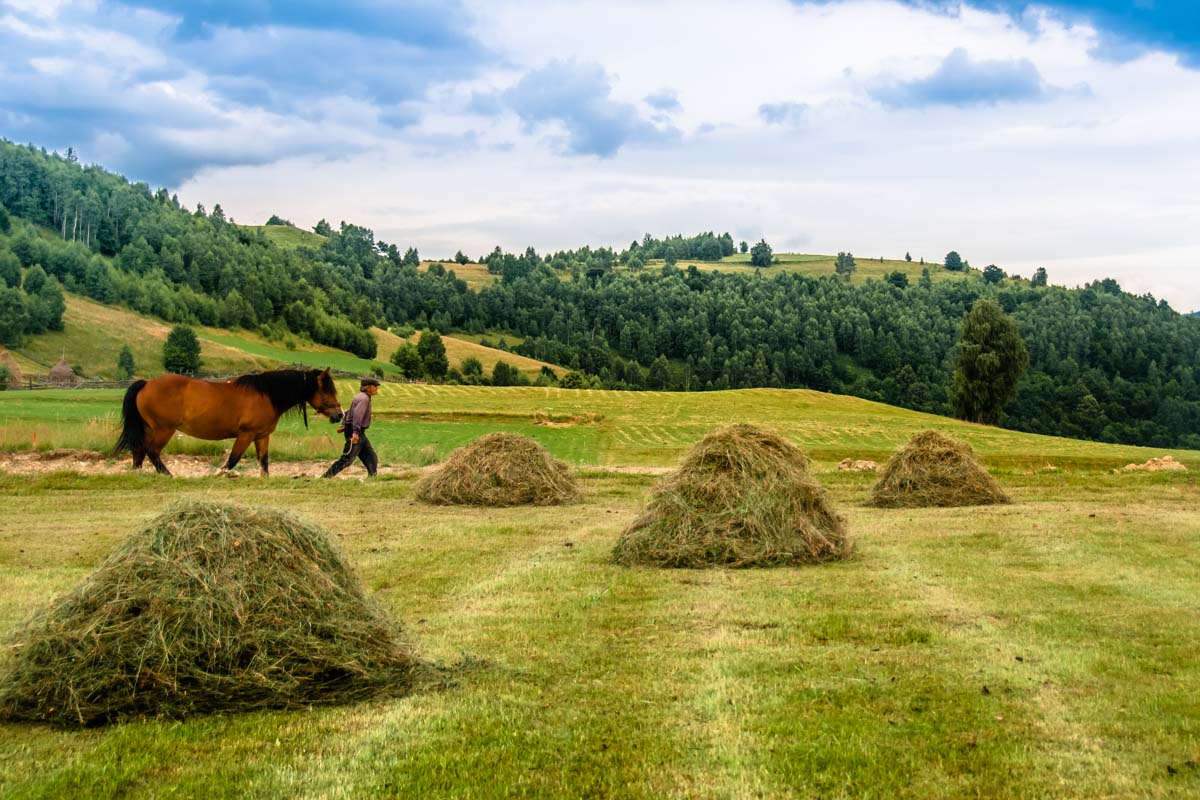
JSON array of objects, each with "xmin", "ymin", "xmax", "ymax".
[{"xmin": 71, "ymin": 0, "xmax": 1198, "ymax": 311}]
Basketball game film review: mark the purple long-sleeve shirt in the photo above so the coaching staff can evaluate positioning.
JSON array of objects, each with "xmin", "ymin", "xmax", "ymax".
[{"xmin": 344, "ymin": 391, "xmax": 373, "ymax": 435}]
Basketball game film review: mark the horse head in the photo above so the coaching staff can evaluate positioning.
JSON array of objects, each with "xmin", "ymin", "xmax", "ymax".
[{"xmin": 308, "ymin": 368, "xmax": 344, "ymax": 423}]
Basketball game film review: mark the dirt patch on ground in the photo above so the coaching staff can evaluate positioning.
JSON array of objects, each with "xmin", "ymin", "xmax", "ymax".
[
  {"xmin": 0, "ymin": 449, "xmax": 410, "ymax": 479},
  {"xmin": 1122, "ymin": 456, "xmax": 1187, "ymax": 473}
]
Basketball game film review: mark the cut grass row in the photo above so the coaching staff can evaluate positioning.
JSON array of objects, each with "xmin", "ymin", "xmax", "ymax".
[
  {"xmin": 0, "ymin": 384, "xmax": 1193, "ymax": 472},
  {"xmin": 0, "ymin": 468, "xmax": 1196, "ymax": 797}
]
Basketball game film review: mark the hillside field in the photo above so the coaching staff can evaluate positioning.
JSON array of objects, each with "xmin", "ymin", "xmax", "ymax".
[
  {"xmin": 7, "ymin": 294, "xmax": 561, "ymax": 382},
  {"xmin": 0, "ymin": 384, "xmax": 1197, "ymax": 798}
]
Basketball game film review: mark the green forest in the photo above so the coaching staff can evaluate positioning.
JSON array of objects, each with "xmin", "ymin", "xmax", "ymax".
[{"xmin": 1, "ymin": 139, "xmax": 1198, "ymax": 448}]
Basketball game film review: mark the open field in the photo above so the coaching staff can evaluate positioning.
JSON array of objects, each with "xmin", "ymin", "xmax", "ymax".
[
  {"xmin": 0, "ymin": 410, "xmax": 1197, "ymax": 796},
  {"xmin": 9, "ymin": 294, "xmax": 558, "ymax": 382},
  {"xmin": 419, "ymin": 261, "xmax": 497, "ymax": 291},
  {"xmin": 0, "ymin": 384, "xmax": 1195, "ymax": 470},
  {"xmin": 650, "ymin": 254, "xmax": 967, "ymax": 286},
  {"xmin": 238, "ymin": 224, "xmax": 327, "ymax": 250}
]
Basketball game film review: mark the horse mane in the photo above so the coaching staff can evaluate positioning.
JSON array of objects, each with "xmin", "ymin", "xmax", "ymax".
[{"xmin": 233, "ymin": 369, "xmax": 319, "ymax": 415}]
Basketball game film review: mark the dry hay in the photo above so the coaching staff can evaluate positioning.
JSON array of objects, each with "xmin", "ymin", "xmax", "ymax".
[
  {"xmin": 47, "ymin": 358, "xmax": 78, "ymax": 387},
  {"xmin": 415, "ymin": 432, "xmax": 580, "ymax": 506},
  {"xmin": 1122, "ymin": 455, "xmax": 1187, "ymax": 472},
  {"xmin": 0, "ymin": 500, "xmax": 415, "ymax": 726},
  {"xmin": 869, "ymin": 429, "xmax": 1008, "ymax": 508},
  {"xmin": 612, "ymin": 424, "xmax": 851, "ymax": 568},
  {"xmin": 838, "ymin": 458, "xmax": 879, "ymax": 472}
]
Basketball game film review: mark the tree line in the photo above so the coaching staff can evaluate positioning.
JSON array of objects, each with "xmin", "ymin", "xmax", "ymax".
[{"xmin": 1, "ymin": 139, "xmax": 1198, "ymax": 448}]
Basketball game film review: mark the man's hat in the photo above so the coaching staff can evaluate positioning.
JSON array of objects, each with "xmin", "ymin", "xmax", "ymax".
[{"xmin": 360, "ymin": 377, "xmax": 381, "ymax": 388}]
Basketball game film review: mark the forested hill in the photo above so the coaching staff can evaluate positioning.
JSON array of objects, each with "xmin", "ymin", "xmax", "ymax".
[{"xmin": 1, "ymin": 139, "xmax": 1198, "ymax": 449}]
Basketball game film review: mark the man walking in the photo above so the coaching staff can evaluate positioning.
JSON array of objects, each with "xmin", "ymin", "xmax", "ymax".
[{"xmin": 322, "ymin": 377, "xmax": 380, "ymax": 478}]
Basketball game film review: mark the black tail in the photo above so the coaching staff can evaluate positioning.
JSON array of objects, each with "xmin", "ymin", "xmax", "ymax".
[{"xmin": 114, "ymin": 380, "xmax": 148, "ymax": 456}]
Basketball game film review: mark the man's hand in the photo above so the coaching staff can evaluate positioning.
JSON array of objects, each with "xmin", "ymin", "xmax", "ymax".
[
  {"xmin": 351, "ymin": 433, "xmax": 360, "ymax": 445},
  {"xmin": 336, "ymin": 425, "xmax": 345, "ymax": 433}
]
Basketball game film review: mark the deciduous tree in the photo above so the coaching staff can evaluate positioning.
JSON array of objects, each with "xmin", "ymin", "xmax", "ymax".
[{"xmin": 951, "ymin": 299, "xmax": 1029, "ymax": 425}]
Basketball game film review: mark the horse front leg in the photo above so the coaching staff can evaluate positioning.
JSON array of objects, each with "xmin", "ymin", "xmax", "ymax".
[
  {"xmin": 253, "ymin": 435, "xmax": 270, "ymax": 477},
  {"xmin": 223, "ymin": 432, "xmax": 255, "ymax": 475}
]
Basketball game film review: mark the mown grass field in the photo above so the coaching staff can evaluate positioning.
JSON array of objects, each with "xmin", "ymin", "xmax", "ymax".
[{"xmin": 0, "ymin": 385, "xmax": 1197, "ymax": 798}]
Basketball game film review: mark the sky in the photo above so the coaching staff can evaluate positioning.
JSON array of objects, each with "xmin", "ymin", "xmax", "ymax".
[{"xmin": 2, "ymin": 0, "xmax": 1199, "ymax": 309}]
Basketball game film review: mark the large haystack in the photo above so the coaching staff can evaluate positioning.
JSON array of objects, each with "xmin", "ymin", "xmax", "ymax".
[
  {"xmin": 0, "ymin": 501, "xmax": 415, "ymax": 726},
  {"xmin": 47, "ymin": 358, "xmax": 78, "ymax": 387},
  {"xmin": 415, "ymin": 432, "xmax": 580, "ymax": 506},
  {"xmin": 613, "ymin": 424, "xmax": 851, "ymax": 568},
  {"xmin": 869, "ymin": 430, "xmax": 1008, "ymax": 508},
  {"xmin": 0, "ymin": 350, "xmax": 22, "ymax": 387}
]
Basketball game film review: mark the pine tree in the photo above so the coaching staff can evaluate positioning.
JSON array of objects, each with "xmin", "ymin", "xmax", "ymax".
[
  {"xmin": 163, "ymin": 326, "xmax": 202, "ymax": 374},
  {"xmin": 116, "ymin": 344, "xmax": 136, "ymax": 380},
  {"xmin": 951, "ymin": 299, "xmax": 1029, "ymax": 425}
]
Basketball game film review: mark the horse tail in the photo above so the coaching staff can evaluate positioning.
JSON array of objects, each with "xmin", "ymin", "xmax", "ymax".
[{"xmin": 114, "ymin": 379, "xmax": 148, "ymax": 455}]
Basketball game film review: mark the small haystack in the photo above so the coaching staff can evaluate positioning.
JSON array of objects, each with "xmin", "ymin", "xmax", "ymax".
[
  {"xmin": 1122, "ymin": 456, "xmax": 1187, "ymax": 472},
  {"xmin": 838, "ymin": 458, "xmax": 879, "ymax": 472},
  {"xmin": 415, "ymin": 432, "xmax": 580, "ymax": 506},
  {"xmin": 869, "ymin": 430, "xmax": 1008, "ymax": 508},
  {"xmin": 613, "ymin": 424, "xmax": 851, "ymax": 568},
  {"xmin": 0, "ymin": 501, "xmax": 415, "ymax": 726},
  {"xmin": 0, "ymin": 350, "xmax": 22, "ymax": 387},
  {"xmin": 47, "ymin": 359, "xmax": 78, "ymax": 387}
]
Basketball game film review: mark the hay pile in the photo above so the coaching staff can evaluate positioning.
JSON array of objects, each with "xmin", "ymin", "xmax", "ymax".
[
  {"xmin": 869, "ymin": 430, "xmax": 1008, "ymax": 508},
  {"xmin": 0, "ymin": 501, "xmax": 414, "ymax": 726},
  {"xmin": 613, "ymin": 424, "xmax": 851, "ymax": 568},
  {"xmin": 1122, "ymin": 455, "xmax": 1187, "ymax": 473},
  {"xmin": 415, "ymin": 432, "xmax": 580, "ymax": 506},
  {"xmin": 838, "ymin": 458, "xmax": 879, "ymax": 472}
]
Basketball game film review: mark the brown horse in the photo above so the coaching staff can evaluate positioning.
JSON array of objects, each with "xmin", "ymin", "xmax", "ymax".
[{"xmin": 115, "ymin": 368, "xmax": 344, "ymax": 476}]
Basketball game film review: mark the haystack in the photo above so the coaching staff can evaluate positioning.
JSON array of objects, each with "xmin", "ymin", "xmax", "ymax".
[
  {"xmin": 1122, "ymin": 456, "xmax": 1187, "ymax": 473},
  {"xmin": 415, "ymin": 432, "xmax": 580, "ymax": 506},
  {"xmin": 0, "ymin": 350, "xmax": 22, "ymax": 387},
  {"xmin": 0, "ymin": 501, "xmax": 415, "ymax": 726},
  {"xmin": 613, "ymin": 424, "xmax": 851, "ymax": 568},
  {"xmin": 47, "ymin": 358, "xmax": 78, "ymax": 387},
  {"xmin": 869, "ymin": 430, "xmax": 1008, "ymax": 508}
]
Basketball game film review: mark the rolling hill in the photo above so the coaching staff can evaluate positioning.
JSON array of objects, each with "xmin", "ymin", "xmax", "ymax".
[{"xmin": 7, "ymin": 293, "xmax": 564, "ymax": 382}]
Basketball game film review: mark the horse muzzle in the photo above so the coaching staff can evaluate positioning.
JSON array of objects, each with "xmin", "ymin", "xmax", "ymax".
[{"xmin": 328, "ymin": 410, "xmax": 344, "ymax": 424}]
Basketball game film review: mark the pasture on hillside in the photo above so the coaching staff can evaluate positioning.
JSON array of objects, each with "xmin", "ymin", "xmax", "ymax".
[
  {"xmin": 0, "ymin": 385, "xmax": 1197, "ymax": 798},
  {"xmin": 9, "ymin": 294, "xmax": 560, "ymax": 382}
]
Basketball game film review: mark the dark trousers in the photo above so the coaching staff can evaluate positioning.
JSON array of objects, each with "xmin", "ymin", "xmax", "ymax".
[{"xmin": 322, "ymin": 430, "xmax": 378, "ymax": 478}]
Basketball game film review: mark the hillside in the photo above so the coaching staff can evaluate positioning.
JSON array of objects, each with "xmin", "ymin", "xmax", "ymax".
[
  {"xmin": 9, "ymin": 292, "xmax": 563, "ymax": 381},
  {"xmin": 669, "ymin": 253, "xmax": 962, "ymax": 285},
  {"xmin": 237, "ymin": 224, "xmax": 327, "ymax": 250}
]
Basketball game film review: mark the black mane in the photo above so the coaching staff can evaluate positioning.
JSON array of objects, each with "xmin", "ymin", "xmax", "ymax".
[{"xmin": 233, "ymin": 369, "xmax": 319, "ymax": 415}]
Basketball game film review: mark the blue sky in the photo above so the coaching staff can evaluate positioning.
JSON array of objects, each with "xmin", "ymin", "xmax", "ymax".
[{"xmin": 1, "ymin": 0, "xmax": 1199, "ymax": 307}]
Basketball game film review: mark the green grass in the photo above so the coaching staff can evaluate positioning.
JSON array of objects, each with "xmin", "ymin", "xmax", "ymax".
[
  {"xmin": 0, "ymin": 384, "xmax": 1194, "ymax": 470},
  {"xmin": 12, "ymin": 293, "xmax": 564, "ymax": 382},
  {"xmin": 238, "ymin": 224, "xmax": 327, "ymax": 250},
  {"xmin": 0, "ymin": 464, "xmax": 1197, "ymax": 797},
  {"xmin": 644, "ymin": 253, "xmax": 965, "ymax": 286}
]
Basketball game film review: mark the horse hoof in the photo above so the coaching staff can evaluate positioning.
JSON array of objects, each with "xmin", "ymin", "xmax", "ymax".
[{"xmin": 221, "ymin": 469, "xmax": 240, "ymax": 479}]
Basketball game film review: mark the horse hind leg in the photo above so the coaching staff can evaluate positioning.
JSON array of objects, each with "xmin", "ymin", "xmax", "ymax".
[
  {"xmin": 146, "ymin": 427, "xmax": 174, "ymax": 476},
  {"xmin": 253, "ymin": 436, "xmax": 270, "ymax": 477}
]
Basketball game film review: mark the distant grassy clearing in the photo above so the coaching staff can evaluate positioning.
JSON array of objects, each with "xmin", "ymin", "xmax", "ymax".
[{"xmin": 647, "ymin": 253, "xmax": 964, "ymax": 285}]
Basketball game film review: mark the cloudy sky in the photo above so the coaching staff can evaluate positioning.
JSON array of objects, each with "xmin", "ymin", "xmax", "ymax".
[{"xmin": 2, "ymin": 1, "xmax": 1199, "ymax": 308}]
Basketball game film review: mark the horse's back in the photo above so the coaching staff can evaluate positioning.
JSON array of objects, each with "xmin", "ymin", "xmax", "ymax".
[{"xmin": 138, "ymin": 374, "xmax": 266, "ymax": 439}]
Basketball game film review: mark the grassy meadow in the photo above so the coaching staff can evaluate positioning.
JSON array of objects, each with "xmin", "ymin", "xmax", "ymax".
[
  {"xmin": 0, "ymin": 384, "xmax": 1197, "ymax": 798},
  {"xmin": 657, "ymin": 253, "xmax": 964, "ymax": 285},
  {"xmin": 6, "ymin": 293, "xmax": 558, "ymax": 382}
]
